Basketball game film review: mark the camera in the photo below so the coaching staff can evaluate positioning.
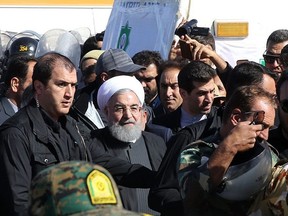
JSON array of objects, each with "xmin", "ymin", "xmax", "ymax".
[{"xmin": 175, "ymin": 19, "xmax": 210, "ymax": 37}]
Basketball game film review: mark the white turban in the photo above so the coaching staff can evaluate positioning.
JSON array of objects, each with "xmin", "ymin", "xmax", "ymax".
[{"xmin": 97, "ymin": 75, "xmax": 145, "ymax": 111}]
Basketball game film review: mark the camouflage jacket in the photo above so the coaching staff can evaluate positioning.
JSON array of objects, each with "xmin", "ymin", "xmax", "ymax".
[{"xmin": 177, "ymin": 134, "xmax": 279, "ymax": 216}]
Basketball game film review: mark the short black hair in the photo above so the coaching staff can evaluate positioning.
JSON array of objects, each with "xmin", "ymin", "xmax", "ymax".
[
  {"xmin": 4, "ymin": 55, "xmax": 37, "ymax": 87},
  {"xmin": 95, "ymin": 31, "xmax": 105, "ymax": 41},
  {"xmin": 222, "ymin": 85, "xmax": 276, "ymax": 124},
  {"xmin": 266, "ymin": 29, "xmax": 288, "ymax": 47},
  {"xmin": 132, "ymin": 50, "xmax": 163, "ymax": 73},
  {"xmin": 178, "ymin": 61, "xmax": 216, "ymax": 93},
  {"xmin": 32, "ymin": 52, "xmax": 75, "ymax": 88},
  {"xmin": 225, "ymin": 61, "xmax": 278, "ymax": 100}
]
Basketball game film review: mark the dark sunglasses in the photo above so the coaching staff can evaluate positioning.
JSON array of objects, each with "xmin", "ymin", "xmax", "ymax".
[
  {"xmin": 244, "ymin": 110, "xmax": 265, "ymax": 125},
  {"xmin": 263, "ymin": 53, "xmax": 281, "ymax": 64},
  {"xmin": 280, "ymin": 99, "xmax": 288, "ymax": 113}
]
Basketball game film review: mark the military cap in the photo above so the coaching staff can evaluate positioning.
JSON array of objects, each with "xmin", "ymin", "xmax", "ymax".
[{"xmin": 29, "ymin": 161, "xmax": 150, "ymax": 216}]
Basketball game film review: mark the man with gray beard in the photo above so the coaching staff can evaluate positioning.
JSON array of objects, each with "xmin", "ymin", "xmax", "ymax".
[
  {"xmin": 108, "ymin": 101, "xmax": 143, "ymax": 143},
  {"xmin": 89, "ymin": 75, "xmax": 166, "ymax": 215}
]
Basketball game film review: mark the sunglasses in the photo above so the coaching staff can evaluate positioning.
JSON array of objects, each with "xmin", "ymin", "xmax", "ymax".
[
  {"xmin": 280, "ymin": 99, "xmax": 288, "ymax": 113},
  {"xmin": 263, "ymin": 53, "xmax": 281, "ymax": 64},
  {"xmin": 244, "ymin": 110, "xmax": 265, "ymax": 125}
]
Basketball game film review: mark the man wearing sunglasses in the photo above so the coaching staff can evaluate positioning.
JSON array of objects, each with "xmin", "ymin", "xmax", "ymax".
[
  {"xmin": 177, "ymin": 85, "xmax": 279, "ymax": 215},
  {"xmin": 263, "ymin": 29, "xmax": 288, "ymax": 76},
  {"xmin": 268, "ymin": 71, "xmax": 288, "ymax": 159},
  {"xmin": 148, "ymin": 61, "xmax": 278, "ymax": 216}
]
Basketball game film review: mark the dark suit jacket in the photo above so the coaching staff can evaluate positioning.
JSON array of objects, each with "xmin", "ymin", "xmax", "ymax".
[
  {"xmin": 152, "ymin": 106, "xmax": 182, "ymax": 134},
  {"xmin": 90, "ymin": 127, "xmax": 167, "ymax": 213},
  {"xmin": 152, "ymin": 105, "xmax": 219, "ymax": 134},
  {"xmin": 0, "ymin": 97, "xmax": 16, "ymax": 125}
]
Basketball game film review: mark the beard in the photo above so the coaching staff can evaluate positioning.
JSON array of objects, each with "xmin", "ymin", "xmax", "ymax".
[
  {"xmin": 108, "ymin": 121, "xmax": 142, "ymax": 143},
  {"xmin": 144, "ymin": 87, "xmax": 158, "ymax": 104}
]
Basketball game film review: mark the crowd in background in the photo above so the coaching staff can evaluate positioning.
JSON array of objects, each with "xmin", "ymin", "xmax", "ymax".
[{"xmin": 0, "ymin": 24, "xmax": 288, "ymax": 216}]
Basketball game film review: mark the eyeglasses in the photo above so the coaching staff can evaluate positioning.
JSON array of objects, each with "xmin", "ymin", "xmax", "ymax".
[
  {"xmin": 280, "ymin": 99, "xmax": 288, "ymax": 113},
  {"xmin": 244, "ymin": 110, "xmax": 265, "ymax": 125},
  {"xmin": 113, "ymin": 104, "xmax": 142, "ymax": 115},
  {"xmin": 263, "ymin": 53, "xmax": 281, "ymax": 64}
]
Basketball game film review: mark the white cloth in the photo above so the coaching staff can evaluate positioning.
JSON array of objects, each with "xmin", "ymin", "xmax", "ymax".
[
  {"xmin": 102, "ymin": 0, "xmax": 180, "ymax": 59},
  {"xmin": 97, "ymin": 75, "xmax": 144, "ymax": 111},
  {"xmin": 85, "ymin": 90, "xmax": 105, "ymax": 129},
  {"xmin": 7, "ymin": 98, "xmax": 18, "ymax": 113}
]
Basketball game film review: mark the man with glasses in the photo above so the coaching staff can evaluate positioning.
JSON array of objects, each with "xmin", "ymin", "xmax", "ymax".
[
  {"xmin": 177, "ymin": 85, "xmax": 279, "ymax": 216},
  {"xmin": 263, "ymin": 29, "xmax": 288, "ymax": 76},
  {"xmin": 69, "ymin": 49, "xmax": 145, "ymax": 142},
  {"xmin": 90, "ymin": 75, "xmax": 166, "ymax": 215},
  {"xmin": 0, "ymin": 53, "xmax": 155, "ymax": 216},
  {"xmin": 148, "ymin": 61, "xmax": 278, "ymax": 216},
  {"xmin": 268, "ymin": 71, "xmax": 288, "ymax": 159}
]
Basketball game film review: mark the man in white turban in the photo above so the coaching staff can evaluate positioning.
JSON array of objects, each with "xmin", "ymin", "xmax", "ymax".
[
  {"xmin": 70, "ymin": 49, "xmax": 146, "ymax": 143},
  {"xmin": 92, "ymin": 75, "xmax": 166, "ymax": 215},
  {"xmin": 97, "ymin": 75, "xmax": 145, "ymax": 112}
]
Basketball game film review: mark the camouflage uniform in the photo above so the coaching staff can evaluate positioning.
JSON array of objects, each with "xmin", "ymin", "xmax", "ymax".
[
  {"xmin": 177, "ymin": 136, "xmax": 287, "ymax": 216},
  {"xmin": 29, "ymin": 161, "xmax": 151, "ymax": 216},
  {"xmin": 249, "ymin": 164, "xmax": 288, "ymax": 216}
]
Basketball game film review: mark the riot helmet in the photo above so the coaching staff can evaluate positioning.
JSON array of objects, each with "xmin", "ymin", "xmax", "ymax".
[
  {"xmin": 215, "ymin": 141, "xmax": 273, "ymax": 201},
  {"xmin": 178, "ymin": 139, "xmax": 273, "ymax": 202},
  {"xmin": 8, "ymin": 37, "xmax": 38, "ymax": 58}
]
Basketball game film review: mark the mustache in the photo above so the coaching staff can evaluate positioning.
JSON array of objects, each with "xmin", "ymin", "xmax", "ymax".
[{"xmin": 120, "ymin": 120, "xmax": 135, "ymax": 125}]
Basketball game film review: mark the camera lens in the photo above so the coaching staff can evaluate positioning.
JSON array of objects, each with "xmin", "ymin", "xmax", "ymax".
[{"xmin": 175, "ymin": 19, "xmax": 198, "ymax": 37}]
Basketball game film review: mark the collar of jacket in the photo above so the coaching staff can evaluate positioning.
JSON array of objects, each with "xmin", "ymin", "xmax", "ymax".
[
  {"xmin": 0, "ymin": 96, "xmax": 16, "ymax": 116},
  {"xmin": 26, "ymin": 100, "xmax": 50, "ymax": 144},
  {"xmin": 26, "ymin": 100, "xmax": 86, "ymax": 156}
]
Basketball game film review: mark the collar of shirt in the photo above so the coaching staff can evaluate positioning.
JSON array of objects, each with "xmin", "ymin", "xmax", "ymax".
[
  {"xmin": 180, "ymin": 108, "xmax": 207, "ymax": 128},
  {"xmin": 40, "ymin": 108, "xmax": 67, "ymax": 133},
  {"xmin": 7, "ymin": 98, "xmax": 19, "ymax": 112}
]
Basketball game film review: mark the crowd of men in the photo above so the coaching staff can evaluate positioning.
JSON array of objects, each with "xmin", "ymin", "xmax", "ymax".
[{"xmin": 0, "ymin": 26, "xmax": 288, "ymax": 216}]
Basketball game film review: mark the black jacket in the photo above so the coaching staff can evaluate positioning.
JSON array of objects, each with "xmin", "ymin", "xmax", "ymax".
[
  {"xmin": 0, "ymin": 100, "xmax": 90, "ymax": 215},
  {"xmin": 0, "ymin": 100, "xmax": 156, "ymax": 216},
  {"xmin": 148, "ymin": 106, "xmax": 223, "ymax": 215}
]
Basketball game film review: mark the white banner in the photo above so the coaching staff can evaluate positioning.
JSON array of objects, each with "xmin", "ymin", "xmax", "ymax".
[{"xmin": 102, "ymin": 0, "xmax": 181, "ymax": 59}]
